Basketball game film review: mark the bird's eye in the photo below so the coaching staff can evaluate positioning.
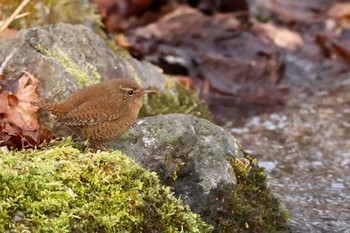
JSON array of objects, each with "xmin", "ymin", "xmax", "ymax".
[{"xmin": 128, "ymin": 90, "xmax": 134, "ymax": 96}]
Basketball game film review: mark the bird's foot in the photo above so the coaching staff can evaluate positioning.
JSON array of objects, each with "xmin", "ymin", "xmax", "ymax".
[
  {"xmin": 89, "ymin": 142, "xmax": 109, "ymax": 151},
  {"xmin": 131, "ymin": 122, "xmax": 137, "ymax": 128}
]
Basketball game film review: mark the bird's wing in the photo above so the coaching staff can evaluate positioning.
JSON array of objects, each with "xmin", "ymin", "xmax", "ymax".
[{"xmin": 58, "ymin": 100, "xmax": 123, "ymax": 126}]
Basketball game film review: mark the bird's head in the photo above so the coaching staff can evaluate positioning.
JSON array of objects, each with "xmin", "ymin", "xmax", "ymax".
[{"xmin": 115, "ymin": 79, "xmax": 156, "ymax": 105}]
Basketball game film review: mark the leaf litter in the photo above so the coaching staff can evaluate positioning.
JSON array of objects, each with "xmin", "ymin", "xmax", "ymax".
[
  {"xmin": 90, "ymin": 0, "xmax": 350, "ymax": 123},
  {"xmin": 0, "ymin": 72, "xmax": 53, "ymax": 150}
]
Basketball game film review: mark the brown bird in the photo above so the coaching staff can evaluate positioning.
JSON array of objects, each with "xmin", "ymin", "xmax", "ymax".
[{"xmin": 32, "ymin": 79, "xmax": 155, "ymax": 147}]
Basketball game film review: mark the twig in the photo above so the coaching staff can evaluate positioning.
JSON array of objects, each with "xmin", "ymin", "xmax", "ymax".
[
  {"xmin": 0, "ymin": 0, "xmax": 31, "ymax": 33},
  {"xmin": 0, "ymin": 12, "xmax": 29, "ymax": 25}
]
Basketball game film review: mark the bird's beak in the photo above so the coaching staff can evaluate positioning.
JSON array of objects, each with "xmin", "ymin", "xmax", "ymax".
[{"xmin": 142, "ymin": 89, "xmax": 156, "ymax": 95}]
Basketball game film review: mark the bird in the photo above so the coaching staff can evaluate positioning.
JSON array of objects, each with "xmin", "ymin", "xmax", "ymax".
[{"xmin": 32, "ymin": 79, "xmax": 155, "ymax": 148}]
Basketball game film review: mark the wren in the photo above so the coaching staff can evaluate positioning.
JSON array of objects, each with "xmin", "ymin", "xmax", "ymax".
[{"xmin": 33, "ymin": 79, "xmax": 155, "ymax": 146}]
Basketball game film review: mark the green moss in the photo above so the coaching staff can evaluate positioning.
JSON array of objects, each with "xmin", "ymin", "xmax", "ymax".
[
  {"xmin": 106, "ymin": 36, "xmax": 131, "ymax": 58},
  {"xmin": 140, "ymin": 81, "xmax": 212, "ymax": 120},
  {"xmin": 0, "ymin": 0, "xmax": 101, "ymax": 30},
  {"xmin": 34, "ymin": 44, "xmax": 101, "ymax": 86},
  {"xmin": 168, "ymin": 162, "xmax": 185, "ymax": 183},
  {"xmin": 217, "ymin": 152, "xmax": 290, "ymax": 233},
  {"xmin": 0, "ymin": 138, "xmax": 212, "ymax": 232}
]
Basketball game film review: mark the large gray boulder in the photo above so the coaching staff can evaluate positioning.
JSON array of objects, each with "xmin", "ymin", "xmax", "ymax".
[
  {"xmin": 109, "ymin": 114, "xmax": 290, "ymax": 232},
  {"xmin": 0, "ymin": 23, "xmax": 167, "ymax": 101},
  {"xmin": 111, "ymin": 113, "xmax": 242, "ymax": 215}
]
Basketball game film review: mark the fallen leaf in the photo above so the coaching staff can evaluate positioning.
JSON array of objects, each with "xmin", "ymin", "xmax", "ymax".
[
  {"xmin": 253, "ymin": 22, "xmax": 304, "ymax": 51},
  {"xmin": 116, "ymin": 34, "xmax": 131, "ymax": 49},
  {"xmin": 331, "ymin": 41, "xmax": 350, "ymax": 63},
  {"xmin": 0, "ymin": 72, "xmax": 54, "ymax": 150},
  {"xmin": 0, "ymin": 123, "xmax": 53, "ymax": 150},
  {"xmin": 5, "ymin": 71, "xmax": 40, "ymax": 131},
  {"xmin": 327, "ymin": 3, "xmax": 350, "ymax": 29},
  {"xmin": 91, "ymin": 0, "xmax": 153, "ymax": 32},
  {"xmin": 316, "ymin": 32, "xmax": 350, "ymax": 64},
  {"xmin": 7, "ymin": 94, "xmax": 19, "ymax": 107},
  {"xmin": 0, "ymin": 27, "xmax": 17, "ymax": 39},
  {"xmin": 171, "ymin": 75, "xmax": 193, "ymax": 89},
  {"xmin": 255, "ymin": 0, "xmax": 325, "ymax": 23},
  {"xmin": 23, "ymin": 126, "xmax": 53, "ymax": 147},
  {"xmin": 126, "ymin": 5, "xmax": 284, "ymax": 107},
  {"xmin": 201, "ymin": 54, "xmax": 284, "ymax": 105}
]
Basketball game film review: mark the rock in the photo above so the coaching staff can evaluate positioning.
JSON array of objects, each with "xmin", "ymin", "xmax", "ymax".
[
  {"xmin": 111, "ymin": 113, "xmax": 242, "ymax": 213},
  {"xmin": 0, "ymin": 23, "xmax": 167, "ymax": 101},
  {"xmin": 0, "ymin": 23, "xmax": 210, "ymax": 128},
  {"xmin": 109, "ymin": 114, "xmax": 290, "ymax": 232}
]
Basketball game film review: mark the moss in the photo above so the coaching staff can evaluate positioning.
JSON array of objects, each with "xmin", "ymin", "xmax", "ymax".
[
  {"xmin": 0, "ymin": 138, "xmax": 212, "ymax": 232},
  {"xmin": 106, "ymin": 36, "xmax": 131, "ymax": 59},
  {"xmin": 140, "ymin": 80, "xmax": 212, "ymax": 120},
  {"xmin": 167, "ymin": 162, "xmax": 185, "ymax": 183},
  {"xmin": 34, "ymin": 44, "xmax": 101, "ymax": 86},
  {"xmin": 217, "ymin": 152, "xmax": 291, "ymax": 233},
  {"xmin": 0, "ymin": 0, "xmax": 101, "ymax": 30}
]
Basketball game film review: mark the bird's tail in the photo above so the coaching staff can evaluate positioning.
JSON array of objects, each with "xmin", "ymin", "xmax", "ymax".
[
  {"xmin": 30, "ymin": 100, "xmax": 48, "ymax": 109},
  {"xmin": 30, "ymin": 101, "xmax": 63, "ymax": 117}
]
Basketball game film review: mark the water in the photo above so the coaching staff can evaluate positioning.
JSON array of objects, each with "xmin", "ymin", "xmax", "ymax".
[{"xmin": 223, "ymin": 79, "xmax": 350, "ymax": 232}]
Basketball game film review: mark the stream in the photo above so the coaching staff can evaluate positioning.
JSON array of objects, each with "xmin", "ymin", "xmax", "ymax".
[{"xmin": 214, "ymin": 75, "xmax": 350, "ymax": 232}]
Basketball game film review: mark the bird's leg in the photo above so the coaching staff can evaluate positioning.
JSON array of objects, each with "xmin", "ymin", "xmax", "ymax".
[
  {"xmin": 89, "ymin": 141, "xmax": 108, "ymax": 151},
  {"xmin": 131, "ymin": 122, "xmax": 138, "ymax": 128}
]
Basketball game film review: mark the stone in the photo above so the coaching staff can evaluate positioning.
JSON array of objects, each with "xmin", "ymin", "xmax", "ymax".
[
  {"xmin": 109, "ymin": 114, "xmax": 289, "ymax": 232},
  {"xmin": 0, "ymin": 23, "xmax": 168, "ymax": 100},
  {"xmin": 0, "ymin": 23, "xmax": 210, "ymax": 131},
  {"xmin": 111, "ymin": 114, "xmax": 242, "ymax": 212}
]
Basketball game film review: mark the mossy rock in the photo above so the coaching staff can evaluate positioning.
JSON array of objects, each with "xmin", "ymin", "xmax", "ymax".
[
  {"xmin": 223, "ymin": 152, "xmax": 290, "ymax": 233},
  {"xmin": 0, "ymin": 139, "xmax": 212, "ymax": 232},
  {"xmin": 111, "ymin": 113, "xmax": 290, "ymax": 232}
]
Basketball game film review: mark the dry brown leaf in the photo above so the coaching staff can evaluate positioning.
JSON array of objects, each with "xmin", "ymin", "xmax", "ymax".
[
  {"xmin": 0, "ymin": 72, "xmax": 53, "ymax": 150},
  {"xmin": 0, "ymin": 123, "xmax": 53, "ymax": 150},
  {"xmin": 116, "ymin": 34, "xmax": 131, "ymax": 49},
  {"xmin": 327, "ymin": 3, "xmax": 350, "ymax": 29},
  {"xmin": 0, "ymin": 90, "xmax": 9, "ymax": 113},
  {"xmin": 331, "ymin": 41, "xmax": 350, "ymax": 63},
  {"xmin": 255, "ymin": 0, "xmax": 323, "ymax": 23},
  {"xmin": 7, "ymin": 93, "xmax": 19, "ymax": 107},
  {"xmin": 23, "ymin": 126, "xmax": 53, "ymax": 147},
  {"xmin": 0, "ymin": 28, "xmax": 17, "ymax": 39},
  {"xmin": 253, "ymin": 22, "xmax": 304, "ymax": 51},
  {"xmin": 91, "ymin": 0, "xmax": 153, "ymax": 32},
  {"xmin": 171, "ymin": 75, "xmax": 193, "ymax": 89},
  {"xmin": 1, "ymin": 72, "xmax": 40, "ymax": 132}
]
